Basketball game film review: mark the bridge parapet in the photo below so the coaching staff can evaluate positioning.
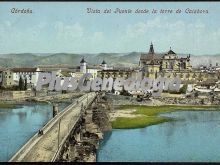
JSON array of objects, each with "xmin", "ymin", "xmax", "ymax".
[{"xmin": 9, "ymin": 92, "xmax": 97, "ymax": 162}]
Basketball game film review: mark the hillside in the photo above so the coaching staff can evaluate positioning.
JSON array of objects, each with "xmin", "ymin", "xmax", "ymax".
[{"xmin": 0, "ymin": 52, "xmax": 219, "ymax": 68}]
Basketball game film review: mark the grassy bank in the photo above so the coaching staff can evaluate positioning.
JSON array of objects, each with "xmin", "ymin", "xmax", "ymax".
[
  {"xmin": 112, "ymin": 116, "xmax": 172, "ymax": 129},
  {"xmin": 0, "ymin": 103, "xmax": 16, "ymax": 109},
  {"xmin": 112, "ymin": 105, "xmax": 220, "ymax": 129}
]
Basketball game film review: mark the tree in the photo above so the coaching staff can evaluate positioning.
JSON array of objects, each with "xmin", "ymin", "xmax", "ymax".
[
  {"xmin": 24, "ymin": 77, "xmax": 27, "ymax": 90},
  {"xmin": 194, "ymin": 91, "xmax": 199, "ymax": 98},
  {"xmin": 201, "ymin": 98, "xmax": 205, "ymax": 105},
  {"xmin": 155, "ymin": 71, "xmax": 158, "ymax": 79},
  {"xmin": 18, "ymin": 76, "xmax": 24, "ymax": 90},
  {"xmin": 159, "ymin": 62, "xmax": 163, "ymax": 71},
  {"xmin": 179, "ymin": 84, "xmax": 188, "ymax": 94}
]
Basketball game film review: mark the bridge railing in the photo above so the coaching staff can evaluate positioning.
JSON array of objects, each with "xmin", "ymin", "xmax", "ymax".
[
  {"xmin": 9, "ymin": 93, "xmax": 94, "ymax": 162},
  {"xmin": 51, "ymin": 92, "xmax": 97, "ymax": 162}
]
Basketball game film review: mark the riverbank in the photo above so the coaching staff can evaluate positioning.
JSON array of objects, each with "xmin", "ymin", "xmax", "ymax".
[
  {"xmin": 98, "ymin": 110, "xmax": 220, "ymax": 162},
  {"xmin": 0, "ymin": 103, "xmax": 17, "ymax": 109},
  {"xmin": 0, "ymin": 92, "xmax": 82, "ymax": 110},
  {"xmin": 111, "ymin": 105, "xmax": 220, "ymax": 129}
]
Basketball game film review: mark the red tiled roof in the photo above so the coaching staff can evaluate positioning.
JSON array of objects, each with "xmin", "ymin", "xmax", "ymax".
[
  {"xmin": 140, "ymin": 53, "xmax": 163, "ymax": 61},
  {"xmin": 11, "ymin": 68, "xmax": 37, "ymax": 72}
]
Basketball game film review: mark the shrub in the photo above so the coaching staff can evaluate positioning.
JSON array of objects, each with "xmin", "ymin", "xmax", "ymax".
[{"xmin": 179, "ymin": 84, "xmax": 188, "ymax": 94}]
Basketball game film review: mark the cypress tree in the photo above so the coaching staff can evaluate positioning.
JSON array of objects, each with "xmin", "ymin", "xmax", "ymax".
[
  {"xmin": 18, "ymin": 76, "xmax": 23, "ymax": 90},
  {"xmin": 18, "ymin": 76, "xmax": 25, "ymax": 90},
  {"xmin": 24, "ymin": 77, "xmax": 27, "ymax": 90}
]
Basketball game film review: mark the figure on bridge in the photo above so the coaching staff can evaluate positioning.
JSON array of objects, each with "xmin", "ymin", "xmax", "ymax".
[{"xmin": 38, "ymin": 129, "xmax": 44, "ymax": 136}]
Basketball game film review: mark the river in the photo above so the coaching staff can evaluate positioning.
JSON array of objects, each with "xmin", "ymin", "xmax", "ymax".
[
  {"xmin": 97, "ymin": 110, "xmax": 220, "ymax": 162},
  {"xmin": 0, "ymin": 102, "xmax": 70, "ymax": 162}
]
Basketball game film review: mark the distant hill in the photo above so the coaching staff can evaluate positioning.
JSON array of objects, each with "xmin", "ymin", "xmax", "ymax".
[{"xmin": 0, "ymin": 52, "xmax": 219, "ymax": 68}]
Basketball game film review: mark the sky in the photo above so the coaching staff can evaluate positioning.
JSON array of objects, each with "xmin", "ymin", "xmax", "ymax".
[{"xmin": 0, "ymin": 2, "xmax": 220, "ymax": 55}]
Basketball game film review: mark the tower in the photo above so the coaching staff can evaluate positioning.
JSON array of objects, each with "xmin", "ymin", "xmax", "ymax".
[
  {"xmin": 80, "ymin": 57, "xmax": 87, "ymax": 73},
  {"xmin": 101, "ymin": 60, "xmax": 107, "ymax": 70},
  {"xmin": 149, "ymin": 42, "xmax": 154, "ymax": 54},
  {"xmin": 140, "ymin": 42, "xmax": 160, "ymax": 79}
]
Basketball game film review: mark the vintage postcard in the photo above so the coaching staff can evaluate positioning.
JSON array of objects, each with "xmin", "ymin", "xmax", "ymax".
[{"xmin": 0, "ymin": 1, "xmax": 220, "ymax": 163}]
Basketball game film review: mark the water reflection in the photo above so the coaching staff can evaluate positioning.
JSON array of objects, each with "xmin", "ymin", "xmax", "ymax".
[
  {"xmin": 0, "ymin": 102, "xmax": 70, "ymax": 162},
  {"xmin": 98, "ymin": 110, "xmax": 220, "ymax": 162}
]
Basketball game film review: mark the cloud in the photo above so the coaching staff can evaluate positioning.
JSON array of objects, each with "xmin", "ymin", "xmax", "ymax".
[
  {"xmin": 118, "ymin": 17, "xmax": 220, "ymax": 55},
  {"xmin": 55, "ymin": 22, "xmax": 84, "ymax": 40},
  {"xmin": 0, "ymin": 17, "xmax": 220, "ymax": 55}
]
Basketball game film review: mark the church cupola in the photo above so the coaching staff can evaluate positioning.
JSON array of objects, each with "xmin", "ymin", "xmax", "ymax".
[
  {"xmin": 101, "ymin": 60, "xmax": 107, "ymax": 70},
  {"xmin": 167, "ymin": 47, "xmax": 176, "ymax": 55},
  {"xmin": 80, "ymin": 57, "xmax": 87, "ymax": 73},
  {"xmin": 149, "ymin": 42, "xmax": 154, "ymax": 54},
  {"xmin": 80, "ymin": 57, "xmax": 86, "ymax": 64}
]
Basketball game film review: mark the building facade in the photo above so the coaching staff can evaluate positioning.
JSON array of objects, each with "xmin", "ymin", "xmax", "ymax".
[
  {"xmin": 139, "ymin": 43, "xmax": 218, "ymax": 83},
  {"xmin": 140, "ymin": 43, "xmax": 193, "ymax": 79},
  {"xmin": 12, "ymin": 68, "xmax": 38, "ymax": 88},
  {"xmin": 2, "ymin": 69, "xmax": 14, "ymax": 88}
]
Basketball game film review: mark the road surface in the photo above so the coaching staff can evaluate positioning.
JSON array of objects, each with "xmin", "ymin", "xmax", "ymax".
[{"xmin": 10, "ymin": 92, "xmax": 96, "ymax": 162}]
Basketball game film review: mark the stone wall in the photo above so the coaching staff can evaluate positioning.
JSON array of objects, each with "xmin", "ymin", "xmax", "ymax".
[
  {"xmin": 55, "ymin": 94, "xmax": 112, "ymax": 162},
  {"xmin": 0, "ymin": 91, "xmax": 34, "ymax": 100}
]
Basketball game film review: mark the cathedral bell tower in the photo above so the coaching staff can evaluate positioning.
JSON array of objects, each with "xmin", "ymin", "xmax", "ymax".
[{"xmin": 80, "ymin": 57, "xmax": 87, "ymax": 73}]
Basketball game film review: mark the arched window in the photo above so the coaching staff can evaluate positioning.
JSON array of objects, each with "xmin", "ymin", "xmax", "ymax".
[{"xmin": 170, "ymin": 61, "xmax": 174, "ymax": 70}]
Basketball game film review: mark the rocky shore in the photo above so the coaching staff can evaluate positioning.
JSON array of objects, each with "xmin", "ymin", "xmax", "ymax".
[
  {"xmin": 106, "ymin": 93, "xmax": 220, "ymax": 106},
  {"xmin": 158, "ymin": 95, "xmax": 220, "ymax": 105},
  {"xmin": 55, "ymin": 94, "xmax": 112, "ymax": 162}
]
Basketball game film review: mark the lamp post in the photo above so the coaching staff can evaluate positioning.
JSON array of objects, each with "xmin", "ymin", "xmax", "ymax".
[{"xmin": 57, "ymin": 119, "xmax": 61, "ymax": 149}]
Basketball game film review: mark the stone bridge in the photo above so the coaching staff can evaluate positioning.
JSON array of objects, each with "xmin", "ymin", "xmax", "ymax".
[{"xmin": 9, "ymin": 92, "xmax": 97, "ymax": 162}]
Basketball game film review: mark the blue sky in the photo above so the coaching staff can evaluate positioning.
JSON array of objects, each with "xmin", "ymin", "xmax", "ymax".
[{"xmin": 0, "ymin": 2, "xmax": 220, "ymax": 55}]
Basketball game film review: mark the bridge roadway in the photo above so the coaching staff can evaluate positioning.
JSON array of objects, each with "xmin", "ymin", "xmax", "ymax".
[{"xmin": 9, "ymin": 92, "xmax": 96, "ymax": 162}]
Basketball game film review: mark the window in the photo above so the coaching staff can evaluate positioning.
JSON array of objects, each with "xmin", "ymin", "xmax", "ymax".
[{"xmin": 171, "ymin": 62, "xmax": 174, "ymax": 70}]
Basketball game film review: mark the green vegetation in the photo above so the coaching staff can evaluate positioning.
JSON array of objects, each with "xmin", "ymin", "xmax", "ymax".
[
  {"xmin": 112, "ymin": 105, "xmax": 220, "ymax": 129},
  {"xmin": 168, "ymin": 84, "xmax": 188, "ymax": 94},
  {"xmin": 112, "ymin": 116, "xmax": 171, "ymax": 129},
  {"xmin": 0, "ymin": 86, "xmax": 20, "ymax": 91},
  {"xmin": 163, "ymin": 84, "xmax": 188, "ymax": 94},
  {"xmin": 0, "ymin": 103, "xmax": 16, "ymax": 109},
  {"xmin": 24, "ymin": 78, "xmax": 27, "ymax": 90},
  {"xmin": 15, "ymin": 76, "xmax": 28, "ymax": 91},
  {"xmin": 179, "ymin": 84, "xmax": 188, "ymax": 94}
]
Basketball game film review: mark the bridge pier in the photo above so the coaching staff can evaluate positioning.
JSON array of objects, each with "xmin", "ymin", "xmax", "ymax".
[
  {"xmin": 53, "ymin": 104, "xmax": 59, "ymax": 117},
  {"xmin": 54, "ymin": 93, "xmax": 112, "ymax": 162}
]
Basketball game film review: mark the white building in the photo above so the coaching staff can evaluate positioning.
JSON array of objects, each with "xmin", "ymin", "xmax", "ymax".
[
  {"xmin": 12, "ymin": 68, "xmax": 38, "ymax": 88},
  {"xmin": 78, "ymin": 57, "xmax": 101, "ymax": 78},
  {"xmin": 80, "ymin": 57, "xmax": 87, "ymax": 73},
  {"xmin": 100, "ymin": 60, "xmax": 107, "ymax": 70}
]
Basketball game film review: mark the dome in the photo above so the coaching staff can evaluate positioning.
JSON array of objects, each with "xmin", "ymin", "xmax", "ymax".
[
  {"xmin": 101, "ymin": 60, "xmax": 107, "ymax": 65},
  {"xmin": 80, "ymin": 57, "xmax": 86, "ymax": 63}
]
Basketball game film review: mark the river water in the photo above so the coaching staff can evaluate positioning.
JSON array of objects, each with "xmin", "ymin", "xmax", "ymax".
[
  {"xmin": 0, "ymin": 102, "xmax": 70, "ymax": 162},
  {"xmin": 97, "ymin": 110, "xmax": 220, "ymax": 162}
]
